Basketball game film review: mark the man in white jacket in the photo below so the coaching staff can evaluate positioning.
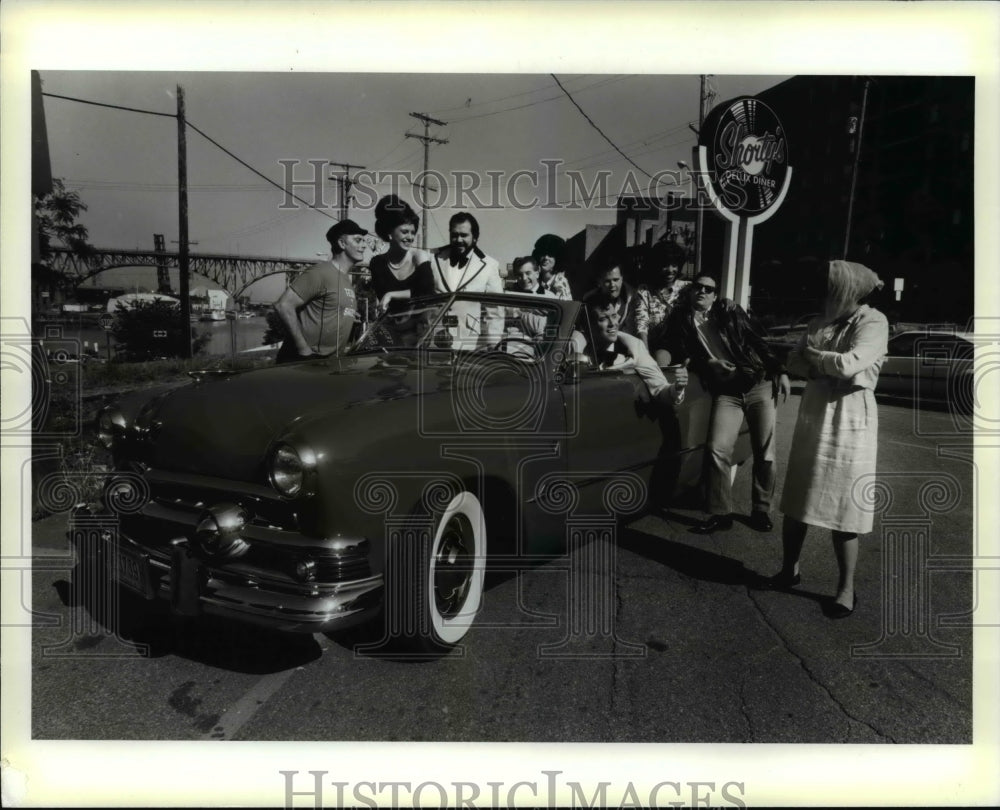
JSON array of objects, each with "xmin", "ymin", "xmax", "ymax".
[{"xmin": 428, "ymin": 211, "xmax": 503, "ymax": 349}]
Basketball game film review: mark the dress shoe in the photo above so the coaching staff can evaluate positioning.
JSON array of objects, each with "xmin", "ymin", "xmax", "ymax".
[
  {"xmin": 827, "ymin": 593, "xmax": 858, "ymax": 619},
  {"xmin": 690, "ymin": 514, "xmax": 733, "ymax": 535},
  {"xmin": 755, "ymin": 570, "xmax": 800, "ymax": 590},
  {"xmin": 748, "ymin": 511, "xmax": 773, "ymax": 532}
]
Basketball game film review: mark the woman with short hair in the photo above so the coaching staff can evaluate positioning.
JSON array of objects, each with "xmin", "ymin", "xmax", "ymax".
[{"xmin": 368, "ymin": 195, "xmax": 434, "ymax": 311}]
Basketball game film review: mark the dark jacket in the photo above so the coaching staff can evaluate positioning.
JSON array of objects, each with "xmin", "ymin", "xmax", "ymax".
[{"xmin": 658, "ymin": 301, "xmax": 784, "ymax": 394}]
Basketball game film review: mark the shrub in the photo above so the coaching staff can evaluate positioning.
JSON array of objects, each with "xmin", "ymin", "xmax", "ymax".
[{"xmin": 111, "ymin": 300, "xmax": 209, "ymax": 360}]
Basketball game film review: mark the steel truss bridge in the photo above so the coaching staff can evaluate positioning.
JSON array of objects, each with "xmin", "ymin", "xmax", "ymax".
[{"xmin": 48, "ymin": 247, "xmax": 326, "ymax": 296}]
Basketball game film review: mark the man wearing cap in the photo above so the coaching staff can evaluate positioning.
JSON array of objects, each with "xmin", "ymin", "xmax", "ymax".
[{"xmin": 274, "ymin": 219, "xmax": 367, "ymax": 364}]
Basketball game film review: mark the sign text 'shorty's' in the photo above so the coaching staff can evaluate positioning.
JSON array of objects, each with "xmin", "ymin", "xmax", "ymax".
[{"xmin": 715, "ymin": 121, "xmax": 786, "ymax": 175}]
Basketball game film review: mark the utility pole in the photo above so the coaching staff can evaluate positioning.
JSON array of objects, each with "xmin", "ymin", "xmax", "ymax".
[
  {"xmin": 406, "ymin": 112, "xmax": 448, "ymax": 249},
  {"xmin": 843, "ymin": 77, "xmax": 871, "ymax": 259},
  {"xmin": 694, "ymin": 74, "xmax": 708, "ymax": 278},
  {"xmin": 328, "ymin": 161, "xmax": 366, "ymax": 221},
  {"xmin": 176, "ymin": 85, "xmax": 192, "ymax": 358}
]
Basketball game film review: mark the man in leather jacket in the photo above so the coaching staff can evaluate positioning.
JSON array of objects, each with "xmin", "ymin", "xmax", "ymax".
[{"xmin": 657, "ymin": 274, "xmax": 790, "ymax": 533}]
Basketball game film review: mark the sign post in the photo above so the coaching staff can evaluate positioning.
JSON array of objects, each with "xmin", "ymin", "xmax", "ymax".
[
  {"xmin": 98, "ymin": 312, "xmax": 115, "ymax": 361},
  {"xmin": 694, "ymin": 96, "xmax": 792, "ymax": 309}
]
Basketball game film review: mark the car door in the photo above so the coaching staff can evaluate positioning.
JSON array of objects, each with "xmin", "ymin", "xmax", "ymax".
[
  {"xmin": 561, "ymin": 363, "xmax": 664, "ymax": 480},
  {"xmin": 879, "ymin": 333, "xmax": 920, "ymax": 398},
  {"xmin": 920, "ymin": 335, "xmax": 973, "ymax": 402}
]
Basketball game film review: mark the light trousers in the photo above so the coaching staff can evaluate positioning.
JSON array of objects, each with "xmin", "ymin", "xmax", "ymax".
[{"xmin": 705, "ymin": 380, "xmax": 777, "ymax": 516}]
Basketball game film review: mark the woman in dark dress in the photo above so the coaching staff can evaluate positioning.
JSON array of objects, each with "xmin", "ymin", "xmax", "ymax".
[{"xmin": 368, "ymin": 195, "xmax": 434, "ymax": 311}]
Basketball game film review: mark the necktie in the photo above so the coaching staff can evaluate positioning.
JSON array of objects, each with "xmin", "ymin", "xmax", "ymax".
[{"xmin": 601, "ymin": 348, "xmax": 619, "ymax": 367}]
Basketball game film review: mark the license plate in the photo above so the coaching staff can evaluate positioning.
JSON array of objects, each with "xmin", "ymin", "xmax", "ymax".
[{"xmin": 106, "ymin": 541, "xmax": 153, "ymax": 599}]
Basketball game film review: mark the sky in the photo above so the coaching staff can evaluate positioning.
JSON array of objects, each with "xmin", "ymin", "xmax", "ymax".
[{"xmin": 39, "ymin": 71, "xmax": 787, "ymax": 300}]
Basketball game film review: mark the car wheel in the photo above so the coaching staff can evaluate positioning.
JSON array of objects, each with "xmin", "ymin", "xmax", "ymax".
[{"xmin": 392, "ymin": 491, "xmax": 486, "ymax": 654}]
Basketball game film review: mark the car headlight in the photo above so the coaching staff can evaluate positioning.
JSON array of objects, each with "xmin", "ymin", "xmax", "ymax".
[
  {"xmin": 96, "ymin": 407, "xmax": 127, "ymax": 449},
  {"xmin": 268, "ymin": 442, "xmax": 317, "ymax": 498}
]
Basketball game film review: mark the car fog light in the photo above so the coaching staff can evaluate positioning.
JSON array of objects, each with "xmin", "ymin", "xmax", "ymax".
[
  {"xmin": 295, "ymin": 558, "xmax": 317, "ymax": 582},
  {"xmin": 195, "ymin": 503, "xmax": 249, "ymax": 558}
]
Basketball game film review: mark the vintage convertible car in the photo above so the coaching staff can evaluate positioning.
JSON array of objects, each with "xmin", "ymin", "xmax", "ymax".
[{"xmin": 80, "ymin": 291, "xmax": 738, "ymax": 652}]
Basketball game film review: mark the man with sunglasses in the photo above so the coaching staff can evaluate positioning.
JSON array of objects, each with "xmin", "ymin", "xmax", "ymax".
[{"xmin": 657, "ymin": 275, "xmax": 790, "ymax": 533}]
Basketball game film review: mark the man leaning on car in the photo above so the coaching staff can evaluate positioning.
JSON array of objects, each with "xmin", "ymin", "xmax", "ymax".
[
  {"xmin": 574, "ymin": 291, "xmax": 688, "ymax": 407},
  {"xmin": 273, "ymin": 219, "xmax": 367, "ymax": 364}
]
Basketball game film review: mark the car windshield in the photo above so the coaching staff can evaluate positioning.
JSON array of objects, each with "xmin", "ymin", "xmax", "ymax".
[{"xmin": 348, "ymin": 295, "xmax": 563, "ymax": 360}]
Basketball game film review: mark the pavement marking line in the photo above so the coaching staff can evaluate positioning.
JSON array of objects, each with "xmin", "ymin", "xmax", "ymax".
[{"xmin": 201, "ymin": 634, "xmax": 331, "ymax": 741}]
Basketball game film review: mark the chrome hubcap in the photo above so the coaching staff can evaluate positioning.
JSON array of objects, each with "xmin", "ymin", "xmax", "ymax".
[{"xmin": 434, "ymin": 515, "xmax": 473, "ymax": 619}]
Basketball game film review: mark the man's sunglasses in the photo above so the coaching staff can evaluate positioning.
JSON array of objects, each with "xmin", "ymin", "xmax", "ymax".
[{"xmin": 691, "ymin": 282, "xmax": 717, "ymax": 293}]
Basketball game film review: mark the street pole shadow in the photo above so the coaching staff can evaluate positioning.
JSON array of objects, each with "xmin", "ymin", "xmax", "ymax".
[
  {"xmin": 617, "ymin": 526, "xmax": 756, "ymax": 586},
  {"xmin": 616, "ymin": 526, "xmax": 827, "ymax": 605}
]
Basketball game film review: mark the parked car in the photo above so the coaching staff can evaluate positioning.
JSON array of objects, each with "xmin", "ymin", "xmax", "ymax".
[
  {"xmin": 876, "ymin": 330, "xmax": 975, "ymax": 411},
  {"xmin": 79, "ymin": 292, "xmax": 747, "ymax": 653},
  {"xmin": 763, "ymin": 314, "xmax": 817, "ymax": 372}
]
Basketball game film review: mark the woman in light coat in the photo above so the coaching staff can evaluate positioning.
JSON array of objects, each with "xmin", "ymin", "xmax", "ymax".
[{"xmin": 762, "ymin": 260, "xmax": 888, "ymax": 618}]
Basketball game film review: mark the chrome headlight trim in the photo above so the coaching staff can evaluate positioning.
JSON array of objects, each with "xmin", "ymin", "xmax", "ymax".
[
  {"xmin": 268, "ymin": 441, "xmax": 318, "ymax": 499},
  {"xmin": 96, "ymin": 407, "xmax": 127, "ymax": 449}
]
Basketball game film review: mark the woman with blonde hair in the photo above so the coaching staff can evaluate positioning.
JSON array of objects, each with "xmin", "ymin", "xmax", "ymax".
[{"xmin": 761, "ymin": 260, "xmax": 888, "ymax": 618}]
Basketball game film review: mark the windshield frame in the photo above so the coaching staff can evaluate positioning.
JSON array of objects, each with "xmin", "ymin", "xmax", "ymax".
[{"xmin": 347, "ymin": 292, "xmax": 571, "ymax": 359}]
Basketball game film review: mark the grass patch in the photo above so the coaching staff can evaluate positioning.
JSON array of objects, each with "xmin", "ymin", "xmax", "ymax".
[{"xmin": 81, "ymin": 354, "xmax": 275, "ymax": 391}]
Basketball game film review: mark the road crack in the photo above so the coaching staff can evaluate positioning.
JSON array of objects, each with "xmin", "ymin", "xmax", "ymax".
[
  {"xmin": 744, "ymin": 588, "xmax": 898, "ymax": 743},
  {"xmin": 737, "ymin": 666, "xmax": 754, "ymax": 742}
]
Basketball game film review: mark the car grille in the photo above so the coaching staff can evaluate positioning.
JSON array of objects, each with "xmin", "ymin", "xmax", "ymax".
[{"xmin": 113, "ymin": 465, "xmax": 370, "ymax": 585}]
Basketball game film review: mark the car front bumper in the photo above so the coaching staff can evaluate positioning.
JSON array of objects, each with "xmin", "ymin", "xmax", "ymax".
[{"xmin": 70, "ymin": 516, "xmax": 384, "ymax": 634}]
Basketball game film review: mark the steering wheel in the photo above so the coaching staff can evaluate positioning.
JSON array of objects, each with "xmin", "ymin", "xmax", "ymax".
[{"xmin": 490, "ymin": 334, "xmax": 537, "ymax": 360}]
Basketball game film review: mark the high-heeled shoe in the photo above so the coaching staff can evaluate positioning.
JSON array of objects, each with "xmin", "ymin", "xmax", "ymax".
[{"xmin": 827, "ymin": 593, "xmax": 857, "ymax": 619}]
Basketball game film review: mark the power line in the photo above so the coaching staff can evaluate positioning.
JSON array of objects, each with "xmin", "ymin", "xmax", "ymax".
[
  {"xmin": 185, "ymin": 120, "xmax": 336, "ymax": 219},
  {"xmin": 66, "ymin": 178, "xmax": 274, "ymax": 192},
  {"xmin": 570, "ymin": 132, "xmax": 696, "ymax": 174},
  {"xmin": 41, "ymin": 91, "xmax": 176, "ymax": 119},
  {"xmin": 446, "ymin": 76, "xmax": 631, "ymax": 125},
  {"xmin": 41, "ymin": 89, "xmax": 336, "ymax": 219},
  {"xmin": 430, "ymin": 75, "xmax": 595, "ymax": 116},
  {"xmin": 560, "ymin": 120, "xmax": 693, "ymax": 170},
  {"xmin": 550, "ymin": 74, "xmax": 653, "ymax": 180}
]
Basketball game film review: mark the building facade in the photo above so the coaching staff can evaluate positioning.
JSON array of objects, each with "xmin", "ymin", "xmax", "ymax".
[{"xmin": 709, "ymin": 75, "xmax": 974, "ymax": 326}]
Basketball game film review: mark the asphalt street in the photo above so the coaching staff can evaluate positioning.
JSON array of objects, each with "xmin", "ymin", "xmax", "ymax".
[{"xmin": 25, "ymin": 389, "xmax": 975, "ymax": 744}]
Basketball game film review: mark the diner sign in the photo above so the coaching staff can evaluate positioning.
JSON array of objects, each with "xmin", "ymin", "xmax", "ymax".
[{"xmin": 693, "ymin": 95, "xmax": 792, "ymax": 306}]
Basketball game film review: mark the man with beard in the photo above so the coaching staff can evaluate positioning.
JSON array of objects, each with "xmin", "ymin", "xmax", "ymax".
[
  {"xmin": 428, "ymin": 211, "xmax": 503, "ymax": 348},
  {"xmin": 273, "ymin": 218, "xmax": 366, "ymax": 363}
]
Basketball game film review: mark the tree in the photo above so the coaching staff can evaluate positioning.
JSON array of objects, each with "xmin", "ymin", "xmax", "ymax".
[
  {"xmin": 261, "ymin": 308, "xmax": 288, "ymax": 347},
  {"xmin": 34, "ymin": 178, "xmax": 94, "ymax": 262}
]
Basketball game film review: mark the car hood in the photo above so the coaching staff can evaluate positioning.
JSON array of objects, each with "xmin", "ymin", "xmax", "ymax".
[{"xmin": 139, "ymin": 353, "xmax": 435, "ymax": 479}]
